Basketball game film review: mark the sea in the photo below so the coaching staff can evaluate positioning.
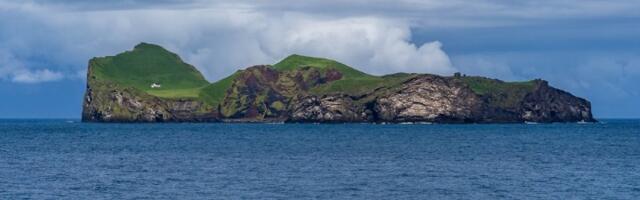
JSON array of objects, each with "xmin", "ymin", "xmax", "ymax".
[{"xmin": 0, "ymin": 119, "xmax": 639, "ymax": 199}]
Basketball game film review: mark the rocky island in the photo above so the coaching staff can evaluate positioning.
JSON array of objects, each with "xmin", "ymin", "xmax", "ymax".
[{"xmin": 82, "ymin": 43, "xmax": 595, "ymax": 123}]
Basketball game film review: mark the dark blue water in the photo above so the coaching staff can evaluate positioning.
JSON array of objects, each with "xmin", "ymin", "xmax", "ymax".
[{"xmin": 1, "ymin": 120, "xmax": 639, "ymax": 199}]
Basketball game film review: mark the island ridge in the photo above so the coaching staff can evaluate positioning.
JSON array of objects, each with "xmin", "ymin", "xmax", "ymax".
[{"xmin": 82, "ymin": 43, "xmax": 595, "ymax": 123}]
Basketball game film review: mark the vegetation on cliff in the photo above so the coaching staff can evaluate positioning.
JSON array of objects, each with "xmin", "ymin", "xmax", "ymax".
[
  {"xmin": 82, "ymin": 42, "xmax": 595, "ymax": 123},
  {"xmin": 90, "ymin": 43, "xmax": 209, "ymax": 98}
]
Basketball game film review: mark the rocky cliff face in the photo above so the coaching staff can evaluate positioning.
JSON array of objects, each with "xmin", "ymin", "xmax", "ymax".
[
  {"xmin": 210, "ymin": 68, "xmax": 594, "ymax": 123},
  {"xmin": 217, "ymin": 65, "xmax": 343, "ymax": 121},
  {"xmin": 290, "ymin": 94, "xmax": 370, "ymax": 122},
  {"xmin": 282, "ymin": 75, "xmax": 595, "ymax": 123},
  {"xmin": 373, "ymin": 75, "xmax": 484, "ymax": 123},
  {"xmin": 519, "ymin": 80, "xmax": 594, "ymax": 122},
  {"xmin": 82, "ymin": 84, "xmax": 218, "ymax": 122},
  {"xmin": 82, "ymin": 43, "xmax": 595, "ymax": 123},
  {"xmin": 83, "ymin": 69, "xmax": 595, "ymax": 123},
  {"xmin": 82, "ymin": 67, "xmax": 217, "ymax": 122}
]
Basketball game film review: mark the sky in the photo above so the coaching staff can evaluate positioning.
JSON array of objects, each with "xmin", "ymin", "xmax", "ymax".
[{"xmin": 0, "ymin": 0, "xmax": 639, "ymax": 119}]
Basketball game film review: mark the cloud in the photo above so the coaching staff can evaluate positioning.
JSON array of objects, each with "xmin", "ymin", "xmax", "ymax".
[
  {"xmin": 10, "ymin": 69, "xmax": 64, "ymax": 83},
  {"xmin": 0, "ymin": 50, "xmax": 64, "ymax": 83},
  {"xmin": 0, "ymin": 2, "xmax": 456, "ymax": 82},
  {"xmin": 255, "ymin": 16, "xmax": 454, "ymax": 75},
  {"xmin": 1, "ymin": 1, "xmax": 638, "ymax": 82},
  {"xmin": 8, "ymin": 0, "xmax": 640, "ymax": 29},
  {"xmin": 1, "ymin": 0, "xmax": 639, "ymax": 117}
]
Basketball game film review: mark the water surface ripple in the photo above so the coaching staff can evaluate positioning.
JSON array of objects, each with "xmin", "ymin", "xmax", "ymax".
[{"xmin": 1, "ymin": 120, "xmax": 639, "ymax": 199}]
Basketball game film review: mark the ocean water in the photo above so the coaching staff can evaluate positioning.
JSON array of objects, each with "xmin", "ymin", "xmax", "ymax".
[{"xmin": 0, "ymin": 120, "xmax": 639, "ymax": 199}]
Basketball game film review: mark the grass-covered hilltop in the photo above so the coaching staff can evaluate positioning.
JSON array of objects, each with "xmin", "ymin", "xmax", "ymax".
[{"xmin": 82, "ymin": 43, "xmax": 595, "ymax": 123}]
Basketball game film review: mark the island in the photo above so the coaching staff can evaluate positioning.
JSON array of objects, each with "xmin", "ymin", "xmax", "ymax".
[{"xmin": 82, "ymin": 43, "xmax": 595, "ymax": 123}]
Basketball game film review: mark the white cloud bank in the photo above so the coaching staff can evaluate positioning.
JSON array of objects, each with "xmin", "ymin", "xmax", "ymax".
[
  {"xmin": 0, "ymin": 50, "xmax": 63, "ymax": 83},
  {"xmin": 256, "ymin": 16, "xmax": 453, "ymax": 75},
  {"xmin": 2, "ymin": 0, "xmax": 635, "ymax": 82},
  {"xmin": 10, "ymin": 69, "xmax": 63, "ymax": 83},
  {"xmin": 0, "ymin": 3, "xmax": 455, "ymax": 82}
]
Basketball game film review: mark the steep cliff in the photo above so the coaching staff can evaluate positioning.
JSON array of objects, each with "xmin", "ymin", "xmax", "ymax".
[
  {"xmin": 82, "ymin": 43, "xmax": 217, "ymax": 122},
  {"xmin": 82, "ymin": 43, "xmax": 595, "ymax": 123}
]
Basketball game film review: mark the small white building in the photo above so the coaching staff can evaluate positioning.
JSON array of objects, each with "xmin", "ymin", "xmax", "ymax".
[{"xmin": 150, "ymin": 83, "xmax": 161, "ymax": 88}]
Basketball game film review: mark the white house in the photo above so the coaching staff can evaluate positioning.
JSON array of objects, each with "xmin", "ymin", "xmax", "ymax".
[{"xmin": 150, "ymin": 83, "xmax": 161, "ymax": 88}]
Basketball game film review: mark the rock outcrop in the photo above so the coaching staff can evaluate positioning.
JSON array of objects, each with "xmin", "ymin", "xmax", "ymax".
[
  {"xmin": 82, "ymin": 43, "xmax": 595, "ymax": 123},
  {"xmin": 373, "ymin": 75, "xmax": 484, "ymax": 123},
  {"xmin": 82, "ymin": 80, "xmax": 217, "ymax": 122},
  {"xmin": 290, "ymin": 94, "xmax": 370, "ymax": 122},
  {"xmin": 81, "ymin": 49, "xmax": 217, "ymax": 122},
  {"xmin": 519, "ymin": 80, "xmax": 594, "ymax": 122}
]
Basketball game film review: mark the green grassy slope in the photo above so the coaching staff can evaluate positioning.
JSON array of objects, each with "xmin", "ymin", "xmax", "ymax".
[
  {"xmin": 201, "ymin": 54, "xmax": 383, "ymax": 104},
  {"xmin": 459, "ymin": 76, "xmax": 537, "ymax": 108},
  {"xmin": 90, "ymin": 43, "xmax": 210, "ymax": 98},
  {"xmin": 273, "ymin": 54, "xmax": 373, "ymax": 79},
  {"xmin": 459, "ymin": 76, "xmax": 535, "ymax": 95},
  {"xmin": 273, "ymin": 54, "xmax": 408, "ymax": 95},
  {"xmin": 90, "ymin": 43, "xmax": 539, "ymax": 109},
  {"xmin": 310, "ymin": 73, "xmax": 417, "ymax": 96},
  {"xmin": 199, "ymin": 72, "xmax": 239, "ymax": 106},
  {"xmin": 275, "ymin": 54, "xmax": 538, "ymax": 99}
]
